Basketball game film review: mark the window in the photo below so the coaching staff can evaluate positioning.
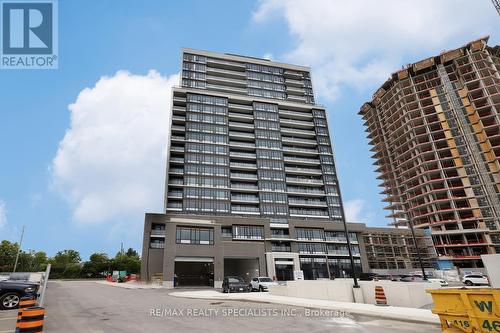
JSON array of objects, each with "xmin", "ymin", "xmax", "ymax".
[
  {"xmin": 186, "ymin": 122, "xmax": 228, "ymax": 134},
  {"xmin": 185, "ymin": 143, "xmax": 228, "ymax": 155},
  {"xmin": 150, "ymin": 238, "xmax": 165, "ymax": 249},
  {"xmin": 248, "ymin": 88, "xmax": 287, "ymax": 100},
  {"xmin": 296, "ymin": 228, "xmax": 324, "ymax": 240},
  {"xmin": 247, "ymin": 71, "xmax": 284, "ymax": 83},
  {"xmin": 182, "ymin": 62, "xmax": 206, "ymax": 72},
  {"xmin": 259, "ymin": 181, "xmax": 286, "ymax": 192},
  {"xmin": 182, "ymin": 79, "xmax": 206, "ymax": 89},
  {"xmin": 184, "ymin": 200, "xmax": 229, "ymax": 213},
  {"xmin": 176, "ymin": 227, "xmax": 214, "ymax": 245},
  {"xmin": 254, "ymin": 111, "xmax": 279, "ymax": 121},
  {"xmin": 185, "ymin": 154, "xmax": 229, "ymax": 166},
  {"xmin": 257, "ymin": 150, "xmax": 283, "ymax": 160},
  {"xmin": 187, "ymin": 94, "xmax": 227, "ymax": 106},
  {"xmin": 185, "ymin": 132, "xmax": 228, "ymax": 144},
  {"xmin": 221, "ymin": 226, "xmax": 232, "ymax": 237},
  {"xmin": 185, "ymin": 176, "xmax": 229, "ymax": 188},
  {"xmin": 185, "ymin": 164, "xmax": 229, "ymax": 177},
  {"xmin": 186, "ymin": 113, "xmax": 227, "ymax": 125},
  {"xmin": 184, "ymin": 187, "xmax": 229, "ymax": 200},
  {"xmin": 246, "ymin": 63, "xmax": 283, "ymax": 75},
  {"xmin": 183, "ymin": 53, "xmax": 206, "ymax": 63},
  {"xmin": 233, "ymin": 225, "xmax": 264, "ymax": 239},
  {"xmin": 298, "ymin": 243, "xmax": 326, "ymax": 254},
  {"xmin": 254, "ymin": 120, "xmax": 280, "ymax": 130}
]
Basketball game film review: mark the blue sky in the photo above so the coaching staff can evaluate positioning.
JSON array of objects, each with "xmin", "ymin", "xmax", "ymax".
[{"xmin": 0, "ymin": 0, "xmax": 498, "ymax": 259}]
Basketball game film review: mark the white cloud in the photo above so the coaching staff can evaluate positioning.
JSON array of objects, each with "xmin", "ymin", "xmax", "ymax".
[
  {"xmin": 254, "ymin": 0, "xmax": 499, "ymax": 101},
  {"xmin": 0, "ymin": 200, "xmax": 6, "ymax": 229},
  {"xmin": 263, "ymin": 52, "xmax": 274, "ymax": 60},
  {"xmin": 51, "ymin": 70, "xmax": 179, "ymax": 227},
  {"xmin": 343, "ymin": 199, "xmax": 373, "ymax": 223}
]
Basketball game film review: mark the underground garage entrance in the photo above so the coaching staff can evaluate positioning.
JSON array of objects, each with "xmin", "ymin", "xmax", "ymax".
[
  {"xmin": 224, "ymin": 258, "xmax": 260, "ymax": 284},
  {"xmin": 174, "ymin": 257, "xmax": 214, "ymax": 287}
]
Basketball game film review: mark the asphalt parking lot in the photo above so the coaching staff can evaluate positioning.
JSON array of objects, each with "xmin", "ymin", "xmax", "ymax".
[
  {"xmin": 0, "ymin": 309, "xmax": 16, "ymax": 333},
  {"xmin": 32, "ymin": 280, "xmax": 442, "ymax": 333}
]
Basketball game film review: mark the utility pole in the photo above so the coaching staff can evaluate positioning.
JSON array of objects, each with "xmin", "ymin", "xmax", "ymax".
[{"xmin": 13, "ymin": 226, "xmax": 25, "ymax": 273}]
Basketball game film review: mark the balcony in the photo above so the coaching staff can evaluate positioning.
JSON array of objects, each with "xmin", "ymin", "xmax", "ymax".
[
  {"xmin": 171, "ymin": 125, "xmax": 185, "ymax": 132},
  {"xmin": 287, "ymin": 187, "xmax": 325, "ymax": 195},
  {"xmin": 170, "ymin": 157, "xmax": 184, "ymax": 164},
  {"xmin": 282, "ymin": 137, "xmax": 317, "ymax": 145},
  {"xmin": 166, "ymin": 203, "xmax": 182, "ymax": 210},
  {"xmin": 168, "ymin": 168, "xmax": 184, "ymax": 174},
  {"xmin": 285, "ymin": 167, "xmax": 322, "ymax": 175},
  {"xmin": 271, "ymin": 245, "xmax": 291, "ymax": 252},
  {"xmin": 170, "ymin": 146, "xmax": 184, "ymax": 153},
  {"xmin": 171, "ymin": 136, "xmax": 185, "ymax": 142},
  {"xmin": 231, "ymin": 205, "xmax": 260, "ymax": 214},
  {"xmin": 229, "ymin": 141, "xmax": 256, "ymax": 149},
  {"xmin": 231, "ymin": 195, "xmax": 259, "ymax": 203},
  {"xmin": 282, "ymin": 147, "xmax": 318, "ymax": 154},
  {"xmin": 229, "ymin": 131, "xmax": 255, "ymax": 139},
  {"xmin": 281, "ymin": 127, "xmax": 316, "ymax": 137},
  {"xmin": 230, "ymin": 162, "xmax": 257, "ymax": 170},
  {"xmin": 229, "ymin": 121, "xmax": 254, "ymax": 130},
  {"xmin": 279, "ymin": 110, "xmax": 313, "ymax": 119},
  {"xmin": 167, "ymin": 191, "xmax": 183, "ymax": 199},
  {"xmin": 150, "ymin": 242, "xmax": 165, "ymax": 249},
  {"xmin": 286, "ymin": 177, "xmax": 324, "ymax": 185},
  {"xmin": 150, "ymin": 229, "xmax": 166, "ymax": 236},
  {"xmin": 283, "ymin": 156, "xmax": 320, "ymax": 165},
  {"xmin": 229, "ymin": 112, "xmax": 254, "ymax": 120},
  {"xmin": 231, "ymin": 183, "xmax": 259, "ymax": 191},
  {"xmin": 230, "ymin": 172, "xmax": 258, "ymax": 180},
  {"xmin": 288, "ymin": 199, "xmax": 327, "ymax": 206},
  {"xmin": 230, "ymin": 152, "xmax": 256, "ymax": 159}
]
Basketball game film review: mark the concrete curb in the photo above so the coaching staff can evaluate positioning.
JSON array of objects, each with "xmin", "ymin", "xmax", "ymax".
[
  {"xmin": 169, "ymin": 290, "xmax": 440, "ymax": 325},
  {"xmin": 95, "ymin": 280, "xmax": 163, "ymax": 289}
]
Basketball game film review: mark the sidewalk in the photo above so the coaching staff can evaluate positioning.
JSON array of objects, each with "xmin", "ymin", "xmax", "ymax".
[
  {"xmin": 95, "ymin": 280, "xmax": 163, "ymax": 289},
  {"xmin": 169, "ymin": 290, "xmax": 440, "ymax": 324}
]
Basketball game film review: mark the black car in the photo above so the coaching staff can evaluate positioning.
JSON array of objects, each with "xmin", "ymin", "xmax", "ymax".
[
  {"xmin": 359, "ymin": 273, "xmax": 379, "ymax": 281},
  {"xmin": 222, "ymin": 276, "xmax": 250, "ymax": 293},
  {"xmin": 0, "ymin": 280, "xmax": 39, "ymax": 310}
]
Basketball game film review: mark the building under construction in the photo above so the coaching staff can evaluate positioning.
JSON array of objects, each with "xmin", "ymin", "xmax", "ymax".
[
  {"xmin": 362, "ymin": 227, "xmax": 436, "ymax": 270},
  {"xmin": 359, "ymin": 37, "xmax": 500, "ymax": 268}
]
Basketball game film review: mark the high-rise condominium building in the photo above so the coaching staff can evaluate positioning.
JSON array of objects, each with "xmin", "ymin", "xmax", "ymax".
[
  {"xmin": 359, "ymin": 37, "xmax": 500, "ymax": 268},
  {"xmin": 141, "ymin": 49, "xmax": 369, "ymax": 288}
]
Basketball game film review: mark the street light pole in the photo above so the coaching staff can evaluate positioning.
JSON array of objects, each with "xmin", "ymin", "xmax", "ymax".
[
  {"xmin": 13, "ymin": 225, "xmax": 25, "ymax": 273},
  {"xmin": 407, "ymin": 218, "xmax": 428, "ymax": 280}
]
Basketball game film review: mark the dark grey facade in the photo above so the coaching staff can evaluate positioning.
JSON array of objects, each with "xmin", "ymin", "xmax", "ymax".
[{"xmin": 141, "ymin": 49, "xmax": 367, "ymax": 288}]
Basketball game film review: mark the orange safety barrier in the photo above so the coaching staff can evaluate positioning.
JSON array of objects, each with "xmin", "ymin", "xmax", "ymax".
[
  {"xmin": 18, "ymin": 296, "xmax": 36, "ymax": 309},
  {"xmin": 375, "ymin": 285, "xmax": 388, "ymax": 306},
  {"xmin": 16, "ymin": 307, "xmax": 45, "ymax": 333}
]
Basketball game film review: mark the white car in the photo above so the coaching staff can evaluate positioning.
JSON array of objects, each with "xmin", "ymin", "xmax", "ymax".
[
  {"xmin": 428, "ymin": 278, "xmax": 448, "ymax": 287},
  {"xmin": 250, "ymin": 277, "xmax": 278, "ymax": 292},
  {"xmin": 462, "ymin": 274, "xmax": 489, "ymax": 286}
]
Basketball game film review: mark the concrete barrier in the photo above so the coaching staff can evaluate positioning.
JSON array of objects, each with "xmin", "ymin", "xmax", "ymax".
[{"xmin": 268, "ymin": 278, "xmax": 441, "ymax": 309}]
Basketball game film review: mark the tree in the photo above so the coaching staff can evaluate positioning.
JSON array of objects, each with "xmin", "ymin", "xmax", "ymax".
[
  {"xmin": 0, "ymin": 240, "xmax": 19, "ymax": 272},
  {"xmin": 125, "ymin": 248, "xmax": 139, "ymax": 258},
  {"xmin": 111, "ymin": 249, "xmax": 140, "ymax": 274},
  {"xmin": 49, "ymin": 249, "xmax": 82, "ymax": 279},
  {"xmin": 51, "ymin": 250, "xmax": 81, "ymax": 265},
  {"xmin": 81, "ymin": 253, "xmax": 110, "ymax": 278}
]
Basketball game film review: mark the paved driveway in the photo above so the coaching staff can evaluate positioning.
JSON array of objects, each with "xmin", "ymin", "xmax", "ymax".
[
  {"xmin": 0, "ymin": 310, "xmax": 16, "ymax": 333},
  {"xmin": 42, "ymin": 280, "xmax": 441, "ymax": 333}
]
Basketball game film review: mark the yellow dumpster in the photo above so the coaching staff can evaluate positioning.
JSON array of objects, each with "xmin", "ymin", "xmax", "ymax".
[{"xmin": 427, "ymin": 288, "xmax": 500, "ymax": 333}]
